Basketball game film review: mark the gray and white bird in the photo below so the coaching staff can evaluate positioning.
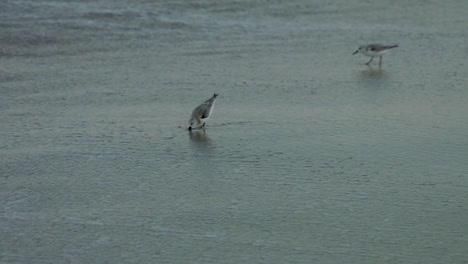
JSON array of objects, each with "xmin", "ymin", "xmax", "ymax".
[
  {"xmin": 353, "ymin": 44, "xmax": 398, "ymax": 65},
  {"xmin": 188, "ymin": 93, "xmax": 219, "ymax": 130}
]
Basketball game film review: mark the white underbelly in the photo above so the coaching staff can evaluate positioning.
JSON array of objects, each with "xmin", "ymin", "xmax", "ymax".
[{"xmin": 363, "ymin": 50, "xmax": 389, "ymax": 57}]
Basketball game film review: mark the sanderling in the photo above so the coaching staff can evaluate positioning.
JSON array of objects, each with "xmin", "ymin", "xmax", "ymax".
[
  {"xmin": 188, "ymin": 93, "xmax": 219, "ymax": 130},
  {"xmin": 353, "ymin": 44, "xmax": 398, "ymax": 65}
]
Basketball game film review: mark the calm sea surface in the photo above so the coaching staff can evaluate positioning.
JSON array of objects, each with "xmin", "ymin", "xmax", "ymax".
[{"xmin": 1, "ymin": 0, "xmax": 467, "ymax": 263}]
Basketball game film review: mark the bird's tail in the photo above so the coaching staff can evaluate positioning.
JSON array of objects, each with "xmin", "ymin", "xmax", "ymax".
[{"xmin": 387, "ymin": 45, "xmax": 398, "ymax": 49}]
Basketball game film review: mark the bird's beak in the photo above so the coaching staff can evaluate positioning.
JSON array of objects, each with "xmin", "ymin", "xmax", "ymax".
[{"xmin": 352, "ymin": 50, "xmax": 359, "ymax": 55}]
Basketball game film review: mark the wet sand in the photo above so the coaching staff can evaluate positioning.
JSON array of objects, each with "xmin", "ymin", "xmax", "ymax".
[{"xmin": 1, "ymin": 0, "xmax": 467, "ymax": 263}]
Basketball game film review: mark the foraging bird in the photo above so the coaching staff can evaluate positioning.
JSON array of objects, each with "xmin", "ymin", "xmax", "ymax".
[
  {"xmin": 353, "ymin": 44, "xmax": 398, "ymax": 65},
  {"xmin": 188, "ymin": 93, "xmax": 219, "ymax": 130}
]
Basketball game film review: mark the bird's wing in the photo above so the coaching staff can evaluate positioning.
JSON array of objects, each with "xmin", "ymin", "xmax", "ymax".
[
  {"xmin": 192, "ymin": 104, "xmax": 210, "ymax": 120},
  {"xmin": 200, "ymin": 106, "xmax": 211, "ymax": 119},
  {"xmin": 368, "ymin": 44, "xmax": 384, "ymax": 51}
]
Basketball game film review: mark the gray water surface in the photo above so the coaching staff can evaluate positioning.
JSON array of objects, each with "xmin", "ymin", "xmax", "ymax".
[{"xmin": 1, "ymin": 0, "xmax": 467, "ymax": 263}]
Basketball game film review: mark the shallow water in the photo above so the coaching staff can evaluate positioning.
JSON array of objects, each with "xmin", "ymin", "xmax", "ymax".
[{"xmin": 1, "ymin": 0, "xmax": 467, "ymax": 263}]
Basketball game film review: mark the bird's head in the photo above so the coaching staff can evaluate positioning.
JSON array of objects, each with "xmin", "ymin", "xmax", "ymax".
[{"xmin": 352, "ymin": 46, "xmax": 365, "ymax": 55}]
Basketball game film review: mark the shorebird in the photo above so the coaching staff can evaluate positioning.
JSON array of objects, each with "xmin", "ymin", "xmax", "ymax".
[
  {"xmin": 188, "ymin": 93, "xmax": 219, "ymax": 130},
  {"xmin": 353, "ymin": 44, "xmax": 398, "ymax": 65}
]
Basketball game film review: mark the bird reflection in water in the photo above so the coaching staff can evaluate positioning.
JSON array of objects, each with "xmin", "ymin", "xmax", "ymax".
[
  {"xmin": 358, "ymin": 65, "xmax": 390, "ymax": 89},
  {"xmin": 189, "ymin": 129, "xmax": 213, "ymax": 152},
  {"xmin": 361, "ymin": 65, "xmax": 385, "ymax": 78}
]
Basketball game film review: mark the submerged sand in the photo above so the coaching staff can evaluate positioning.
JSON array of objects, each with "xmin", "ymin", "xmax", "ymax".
[{"xmin": 1, "ymin": 0, "xmax": 467, "ymax": 263}]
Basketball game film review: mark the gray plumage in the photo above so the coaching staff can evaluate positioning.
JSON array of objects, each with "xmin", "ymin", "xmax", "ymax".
[
  {"xmin": 188, "ymin": 93, "xmax": 219, "ymax": 130},
  {"xmin": 353, "ymin": 44, "xmax": 398, "ymax": 65}
]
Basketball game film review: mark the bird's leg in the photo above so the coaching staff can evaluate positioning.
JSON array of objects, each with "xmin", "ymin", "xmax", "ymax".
[
  {"xmin": 201, "ymin": 123, "xmax": 206, "ymax": 129},
  {"xmin": 366, "ymin": 57, "xmax": 374, "ymax": 65},
  {"xmin": 379, "ymin": 56, "xmax": 382, "ymax": 66}
]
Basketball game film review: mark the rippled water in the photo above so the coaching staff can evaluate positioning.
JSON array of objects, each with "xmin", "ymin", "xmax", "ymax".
[{"xmin": 1, "ymin": 0, "xmax": 467, "ymax": 263}]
